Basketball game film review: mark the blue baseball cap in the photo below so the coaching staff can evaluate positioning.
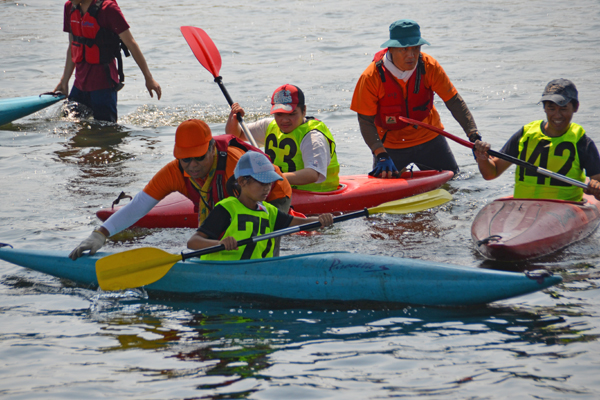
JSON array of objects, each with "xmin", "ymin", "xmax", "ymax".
[
  {"xmin": 234, "ymin": 152, "xmax": 283, "ymax": 183},
  {"xmin": 381, "ymin": 19, "xmax": 430, "ymax": 48}
]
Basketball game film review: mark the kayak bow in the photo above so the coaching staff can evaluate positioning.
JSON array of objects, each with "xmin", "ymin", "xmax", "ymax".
[{"xmin": 0, "ymin": 93, "xmax": 65, "ymax": 126}]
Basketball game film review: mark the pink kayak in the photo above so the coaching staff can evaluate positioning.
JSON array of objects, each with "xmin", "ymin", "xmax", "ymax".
[
  {"xmin": 471, "ymin": 194, "xmax": 600, "ymax": 261},
  {"xmin": 97, "ymin": 170, "xmax": 453, "ymax": 229}
]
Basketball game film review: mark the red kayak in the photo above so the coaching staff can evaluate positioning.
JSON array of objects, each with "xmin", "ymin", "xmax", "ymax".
[
  {"xmin": 471, "ymin": 194, "xmax": 600, "ymax": 261},
  {"xmin": 96, "ymin": 170, "xmax": 453, "ymax": 229}
]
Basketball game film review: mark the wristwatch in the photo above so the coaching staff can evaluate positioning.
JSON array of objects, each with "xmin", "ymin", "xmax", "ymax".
[{"xmin": 468, "ymin": 131, "xmax": 482, "ymax": 143}]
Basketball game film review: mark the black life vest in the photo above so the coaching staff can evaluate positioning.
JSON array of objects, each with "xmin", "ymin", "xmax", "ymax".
[
  {"xmin": 373, "ymin": 49, "xmax": 434, "ymax": 133},
  {"xmin": 70, "ymin": 0, "xmax": 130, "ymax": 90},
  {"xmin": 180, "ymin": 135, "xmax": 269, "ymax": 213}
]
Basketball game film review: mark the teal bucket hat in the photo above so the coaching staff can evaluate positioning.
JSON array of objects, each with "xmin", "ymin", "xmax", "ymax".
[{"xmin": 381, "ymin": 19, "xmax": 430, "ymax": 48}]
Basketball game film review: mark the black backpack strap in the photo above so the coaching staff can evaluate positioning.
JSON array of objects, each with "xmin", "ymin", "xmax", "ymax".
[
  {"xmin": 375, "ymin": 59, "xmax": 387, "ymax": 83},
  {"xmin": 413, "ymin": 54, "xmax": 425, "ymax": 94},
  {"xmin": 215, "ymin": 150, "xmax": 228, "ymax": 201},
  {"xmin": 90, "ymin": 0, "xmax": 128, "ymax": 91}
]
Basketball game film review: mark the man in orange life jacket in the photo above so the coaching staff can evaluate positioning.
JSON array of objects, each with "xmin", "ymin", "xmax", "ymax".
[
  {"xmin": 351, "ymin": 19, "xmax": 480, "ymax": 178},
  {"xmin": 54, "ymin": 0, "xmax": 161, "ymax": 122},
  {"xmin": 69, "ymin": 119, "xmax": 293, "ymax": 260}
]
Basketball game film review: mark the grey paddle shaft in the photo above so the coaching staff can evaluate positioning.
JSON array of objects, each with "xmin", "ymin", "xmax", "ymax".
[
  {"xmin": 486, "ymin": 148, "xmax": 588, "ymax": 190},
  {"xmin": 214, "ymin": 76, "xmax": 259, "ymax": 148}
]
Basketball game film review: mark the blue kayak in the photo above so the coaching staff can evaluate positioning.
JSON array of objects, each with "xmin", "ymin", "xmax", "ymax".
[
  {"xmin": 0, "ymin": 93, "xmax": 65, "ymax": 126},
  {"xmin": 0, "ymin": 246, "xmax": 561, "ymax": 307}
]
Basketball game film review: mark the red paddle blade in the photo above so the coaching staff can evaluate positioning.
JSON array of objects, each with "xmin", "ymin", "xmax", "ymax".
[{"xmin": 180, "ymin": 26, "xmax": 222, "ymax": 78}]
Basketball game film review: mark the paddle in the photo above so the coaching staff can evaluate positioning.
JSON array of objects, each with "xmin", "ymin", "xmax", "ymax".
[
  {"xmin": 96, "ymin": 188, "xmax": 452, "ymax": 291},
  {"xmin": 180, "ymin": 26, "xmax": 259, "ymax": 148},
  {"xmin": 398, "ymin": 116, "xmax": 588, "ymax": 190}
]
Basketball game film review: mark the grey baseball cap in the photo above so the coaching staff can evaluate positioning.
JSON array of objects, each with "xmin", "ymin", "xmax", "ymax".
[
  {"xmin": 234, "ymin": 151, "xmax": 283, "ymax": 184},
  {"xmin": 540, "ymin": 79, "xmax": 578, "ymax": 106}
]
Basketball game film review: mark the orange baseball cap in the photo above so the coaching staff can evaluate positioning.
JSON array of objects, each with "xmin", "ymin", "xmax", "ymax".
[{"xmin": 173, "ymin": 119, "xmax": 213, "ymax": 159}]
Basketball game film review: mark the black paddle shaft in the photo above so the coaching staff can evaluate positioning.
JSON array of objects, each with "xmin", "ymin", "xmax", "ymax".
[
  {"xmin": 214, "ymin": 76, "xmax": 242, "ymax": 122},
  {"xmin": 213, "ymin": 76, "xmax": 259, "ymax": 147},
  {"xmin": 214, "ymin": 77, "xmax": 234, "ymax": 105},
  {"xmin": 180, "ymin": 208, "xmax": 370, "ymax": 262}
]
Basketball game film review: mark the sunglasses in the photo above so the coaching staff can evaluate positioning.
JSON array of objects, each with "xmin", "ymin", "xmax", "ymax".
[{"xmin": 180, "ymin": 153, "xmax": 208, "ymax": 163}]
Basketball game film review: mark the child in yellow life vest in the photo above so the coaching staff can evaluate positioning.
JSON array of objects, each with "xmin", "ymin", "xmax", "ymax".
[{"xmin": 187, "ymin": 151, "xmax": 333, "ymax": 260}]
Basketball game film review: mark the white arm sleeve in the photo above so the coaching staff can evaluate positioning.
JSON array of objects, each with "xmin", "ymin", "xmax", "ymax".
[
  {"xmin": 101, "ymin": 191, "xmax": 160, "ymax": 236},
  {"xmin": 300, "ymin": 130, "xmax": 331, "ymax": 183},
  {"xmin": 246, "ymin": 118, "xmax": 272, "ymax": 147}
]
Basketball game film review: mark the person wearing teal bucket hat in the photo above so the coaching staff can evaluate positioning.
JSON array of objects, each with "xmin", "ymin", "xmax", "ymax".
[{"xmin": 351, "ymin": 19, "xmax": 481, "ymax": 178}]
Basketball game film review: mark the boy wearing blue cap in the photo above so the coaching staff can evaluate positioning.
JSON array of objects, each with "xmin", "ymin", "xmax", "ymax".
[
  {"xmin": 187, "ymin": 152, "xmax": 333, "ymax": 260},
  {"xmin": 474, "ymin": 79, "xmax": 600, "ymax": 201},
  {"xmin": 351, "ymin": 19, "xmax": 480, "ymax": 178}
]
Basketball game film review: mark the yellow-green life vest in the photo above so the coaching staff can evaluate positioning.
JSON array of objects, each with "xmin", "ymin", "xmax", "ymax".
[
  {"xmin": 514, "ymin": 120, "xmax": 586, "ymax": 201},
  {"xmin": 201, "ymin": 197, "xmax": 280, "ymax": 261},
  {"xmin": 265, "ymin": 118, "xmax": 340, "ymax": 192}
]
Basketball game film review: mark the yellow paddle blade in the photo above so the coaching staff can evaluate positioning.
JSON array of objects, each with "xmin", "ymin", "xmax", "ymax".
[
  {"xmin": 369, "ymin": 188, "xmax": 452, "ymax": 215},
  {"xmin": 96, "ymin": 247, "xmax": 183, "ymax": 291}
]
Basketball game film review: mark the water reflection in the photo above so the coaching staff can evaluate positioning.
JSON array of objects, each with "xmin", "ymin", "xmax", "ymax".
[
  {"xmin": 3, "ymin": 265, "xmax": 598, "ymax": 397},
  {"xmin": 366, "ymin": 211, "xmax": 445, "ymax": 242},
  {"xmin": 53, "ymin": 122, "xmax": 131, "ymax": 162},
  {"xmin": 49, "ymin": 122, "xmax": 136, "ymax": 198},
  {"xmin": 80, "ymin": 294, "xmax": 588, "ymax": 390}
]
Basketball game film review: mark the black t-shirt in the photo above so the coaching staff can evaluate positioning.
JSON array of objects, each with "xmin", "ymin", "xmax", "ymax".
[{"xmin": 198, "ymin": 202, "xmax": 294, "ymax": 240}]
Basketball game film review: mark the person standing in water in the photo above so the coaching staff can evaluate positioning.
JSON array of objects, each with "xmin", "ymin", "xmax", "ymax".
[
  {"xmin": 351, "ymin": 19, "xmax": 480, "ymax": 178},
  {"xmin": 54, "ymin": 0, "xmax": 161, "ymax": 122}
]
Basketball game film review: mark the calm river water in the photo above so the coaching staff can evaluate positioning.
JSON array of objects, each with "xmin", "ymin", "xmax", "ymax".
[{"xmin": 2, "ymin": 0, "xmax": 600, "ymax": 398}]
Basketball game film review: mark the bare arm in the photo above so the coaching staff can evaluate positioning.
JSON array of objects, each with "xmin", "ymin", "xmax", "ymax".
[
  {"xmin": 473, "ymin": 140, "xmax": 513, "ymax": 180},
  {"xmin": 284, "ymin": 169, "xmax": 320, "ymax": 186},
  {"xmin": 54, "ymin": 33, "xmax": 76, "ymax": 95},
  {"xmin": 288, "ymin": 213, "xmax": 333, "ymax": 229},
  {"xmin": 187, "ymin": 231, "xmax": 238, "ymax": 251},
  {"xmin": 119, "ymin": 29, "xmax": 161, "ymax": 99},
  {"xmin": 586, "ymin": 175, "xmax": 600, "ymax": 201},
  {"xmin": 225, "ymin": 103, "xmax": 246, "ymax": 139}
]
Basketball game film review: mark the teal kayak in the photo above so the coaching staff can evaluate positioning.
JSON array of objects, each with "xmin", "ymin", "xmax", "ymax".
[
  {"xmin": 0, "ymin": 93, "xmax": 65, "ymax": 126},
  {"xmin": 0, "ymin": 246, "xmax": 561, "ymax": 306}
]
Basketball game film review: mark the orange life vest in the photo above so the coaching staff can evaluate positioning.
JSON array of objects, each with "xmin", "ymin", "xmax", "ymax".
[
  {"xmin": 373, "ymin": 49, "xmax": 434, "ymax": 133},
  {"xmin": 180, "ymin": 135, "xmax": 270, "ymax": 213}
]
